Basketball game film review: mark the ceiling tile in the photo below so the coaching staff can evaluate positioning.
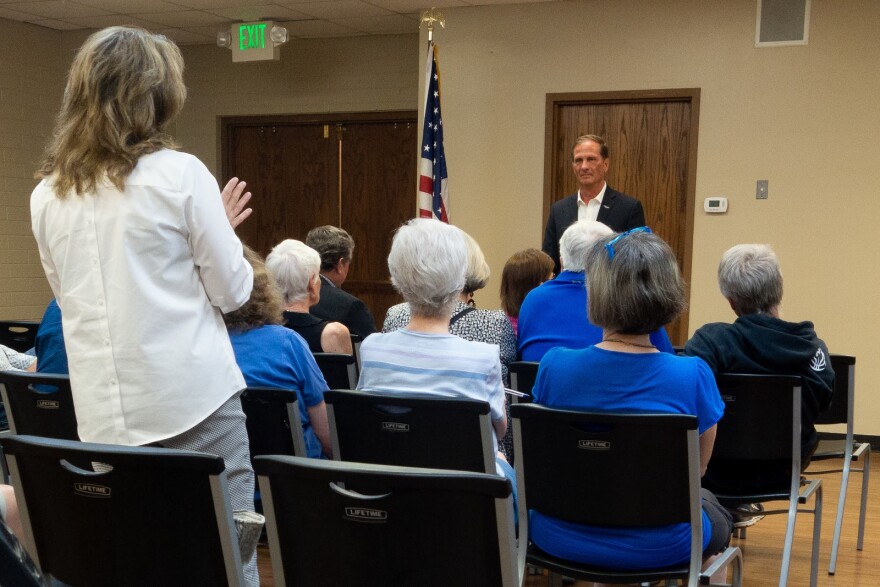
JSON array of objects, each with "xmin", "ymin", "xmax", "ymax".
[
  {"xmin": 165, "ymin": 0, "xmax": 271, "ymax": 8},
  {"xmin": 74, "ymin": 0, "xmax": 188, "ymax": 12},
  {"xmin": 292, "ymin": 1, "xmax": 392, "ymax": 20},
  {"xmin": 331, "ymin": 13, "xmax": 417, "ymax": 35},
  {"xmin": 4, "ymin": 1, "xmax": 110, "ymax": 19},
  {"xmin": 209, "ymin": 4, "xmax": 313, "ymax": 22},
  {"xmin": 132, "ymin": 10, "xmax": 228, "ymax": 27},
  {"xmin": 360, "ymin": 0, "xmax": 469, "ymax": 14},
  {"xmin": 281, "ymin": 18, "xmax": 361, "ymax": 38},
  {"xmin": 64, "ymin": 14, "xmax": 166, "ymax": 30}
]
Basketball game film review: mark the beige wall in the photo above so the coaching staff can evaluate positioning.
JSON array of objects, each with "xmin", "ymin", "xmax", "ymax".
[
  {"xmin": 0, "ymin": 19, "xmax": 63, "ymax": 319},
  {"xmin": 432, "ymin": 0, "xmax": 879, "ymax": 433},
  {"xmin": 2, "ymin": 0, "xmax": 878, "ymax": 432}
]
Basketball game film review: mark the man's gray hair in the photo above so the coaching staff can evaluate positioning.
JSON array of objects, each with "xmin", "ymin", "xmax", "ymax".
[
  {"xmin": 266, "ymin": 239, "xmax": 322, "ymax": 305},
  {"xmin": 718, "ymin": 244, "xmax": 783, "ymax": 315},
  {"xmin": 560, "ymin": 220, "xmax": 615, "ymax": 272},
  {"xmin": 586, "ymin": 231, "xmax": 686, "ymax": 334},
  {"xmin": 305, "ymin": 225, "xmax": 355, "ymax": 271},
  {"xmin": 388, "ymin": 219, "xmax": 466, "ymax": 318}
]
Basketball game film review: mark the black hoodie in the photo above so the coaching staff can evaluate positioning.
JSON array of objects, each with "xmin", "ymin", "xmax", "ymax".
[{"xmin": 684, "ymin": 312, "xmax": 834, "ymax": 458}]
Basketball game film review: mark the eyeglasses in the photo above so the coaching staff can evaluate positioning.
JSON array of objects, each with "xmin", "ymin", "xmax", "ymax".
[{"xmin": 604, "ymin": 226, "xmax": 652, "ymax": 260}]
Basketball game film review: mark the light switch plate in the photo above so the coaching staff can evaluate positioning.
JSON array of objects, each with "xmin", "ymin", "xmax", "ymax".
[{"xmin": 756, "ymin": 180, "xmax": 769, "ymax": 199}]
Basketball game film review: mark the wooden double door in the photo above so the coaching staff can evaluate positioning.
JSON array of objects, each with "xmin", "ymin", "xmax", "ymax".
[{"xmin": 221, "ymin": 112, "xmax": 418, "ymax": 330}]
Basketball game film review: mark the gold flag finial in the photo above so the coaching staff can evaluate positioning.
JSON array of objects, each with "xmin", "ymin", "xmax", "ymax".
[{"xmin": 420, "ymin": 8, "xmax": 445, "ymax": 41}]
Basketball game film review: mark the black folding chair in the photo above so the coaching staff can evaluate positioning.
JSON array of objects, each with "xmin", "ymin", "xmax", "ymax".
[
  {"xmin": 512, "ymin": 403, "xmax": 743, "ymax": 587},
  {"xmin": 255, "ymin": 456, "xmax": 519, "ymax": 586},
  {"xmin": 1, "ymin": 435, "xmax": 245, "ymax": 586},
  {"xmin": 0, "ymin": 372, "xmax": 78, "ymax": 440},
  {"xmin": 508, "ymin": 361, "xmax": 539, "ymax": 402},
  {"xmin": 707, "ymin": 374, "xmax": 822, "ymax": 587},
  {"xmin": 240, "ymin": 386, "xmax": 306, "ymax": 459},
  {"xmin": 313, "ymin": 352, "xmax": 358, "ymax": 389},
  {"xmin": 0, "ymin": 320, "xmax": 39, "ymax": 353},
  {"xmin": 807, "ymin": 354, "xmax": 870, "ymax": 575},
  {"xmin": 325, "ymin": 389, "xmax": 496, "ymax": 474}
]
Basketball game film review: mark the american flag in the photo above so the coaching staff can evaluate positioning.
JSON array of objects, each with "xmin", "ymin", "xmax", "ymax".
[{"xmin": 418, "ymin": 41, "xmax": 449, "ymax": 222}]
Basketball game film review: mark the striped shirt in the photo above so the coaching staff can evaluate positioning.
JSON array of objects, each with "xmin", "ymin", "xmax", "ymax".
[{"xmin": 356, "ymin": 329, "xmax": 505, "ymax": 454}]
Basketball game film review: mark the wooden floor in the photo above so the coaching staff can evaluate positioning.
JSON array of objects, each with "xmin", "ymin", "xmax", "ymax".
[{"xmin": 256, "ymin": 456, "xmax": 879, "ymax": 586}]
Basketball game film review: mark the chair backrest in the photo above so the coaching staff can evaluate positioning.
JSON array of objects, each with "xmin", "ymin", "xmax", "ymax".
[
  {"xmin": 350, "ymin": 333, "xmax": 362, "ymax": 372},
  {"xmin": 1, "ymin": 435, "xmax": 244, "ymax": 587},
  {"xmin": 511, "ymin": 404, "xmax": 700, "ymax": 528},
  {"xmin": 255, "ymin": 455, "xmax": 517, "ymax": 587},
  {"xmin": 325, "ymin": 389, "xmax": 496, "ymax": 474},
  {"xmin": 313, "ymin": 352, "xmax": 358, "ymax": 389},
  {"xmin": 0, "ymin": 321, "xmax": 39, "ymax": 353},
  {"xmin": 815, "ymin": 354, "xmax": 855, "ymax": 427},
  {"xmin": 508, "ymin": 361, "xmax": 539, "ymax": 401},
  {"xmin": 709, "ymin": 373, "xmax": 802, "ymax": 464},
  {"xmin": 240, "ymin": 386, "xmax": 306, "ymax": 458},
  {"xmin": 0, "ymin": 372, "xmax": 78, "ymax": 440}
]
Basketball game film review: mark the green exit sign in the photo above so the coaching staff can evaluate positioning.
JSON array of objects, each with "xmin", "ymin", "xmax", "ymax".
[{"xmin": 231, "ymin": 21, "xmax": 280, "ymax": 62}]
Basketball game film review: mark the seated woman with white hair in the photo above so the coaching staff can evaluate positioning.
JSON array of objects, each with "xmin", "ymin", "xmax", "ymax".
[
  {"xmin": 358, "ymin": 219, "xmax": 516, "ymax": 489},
  {"xmin": 382, "ymin": 229, "xmax": 516, "ymax": 382},
  {"xmin": 266, "ymin": 239, "xmax": 353, "ymax": 355},
  {"xmin": 382, "ymin": 228, "xmax": 517, "ymax": 459},
  {"xmin": 224, "ymin": 246, "xmax": 332, "ymax": 459}
]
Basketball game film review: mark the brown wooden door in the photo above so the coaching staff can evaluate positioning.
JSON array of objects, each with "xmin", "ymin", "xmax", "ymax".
[
  {"xmin": 227, "ymin": 122, "xmax": 338, "ymax": 254},
  {"xmin": 340, "ymin": 121, "xmax": 415, "ymax": 327},
  {"xmin": 222, "ymin": 113, "xmax": 416, "ymax": 330},
  {"xmin": 545, "ymin": 90, "xmax": 700, "ymax": 345}
]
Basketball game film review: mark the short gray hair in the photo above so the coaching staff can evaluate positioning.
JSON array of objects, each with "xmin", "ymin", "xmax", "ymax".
[
  {"xmin": 586, "ymin": 231, "xmax": 686, "ymax": 334},
  {"xmin": 266, "ymin": 239, "xmax": 321, "ymax": 305},
  {"xmin": 305, "ymin": 225, "xmax": 355, "ymax": 271},
  {"xmin": 559, "ymin": 220, "xmax": 615, "ymax": 272},
  {"xmin": 718, "ymin": 244, "xmax": 783, "ymax": 315},
  {"xmin": 462, "ymin": 230, "xmax": 490, "ymax": 294},
  {"xmin": 388, "ymin": 219, "xmax": 466, "ymax": 318}
]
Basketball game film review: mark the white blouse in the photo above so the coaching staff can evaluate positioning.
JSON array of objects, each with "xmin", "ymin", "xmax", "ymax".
[{"xmin": 31, "ymin": 149, "xmax": 253, "ymax": 445}]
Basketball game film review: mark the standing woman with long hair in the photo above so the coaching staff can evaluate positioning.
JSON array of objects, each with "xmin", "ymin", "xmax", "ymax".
[{"xmin": 30, "ymin": 27, "xmax": 260, "ymax": 585}]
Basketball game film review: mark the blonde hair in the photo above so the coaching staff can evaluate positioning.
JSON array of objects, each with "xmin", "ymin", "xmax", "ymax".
[
  {"xmin": 36, "ymin": 26, "xmax": 186, "ymax": 197},
  {"xmin": 461, "ymin": 231, "xmax": 491, "ymax": 295}
]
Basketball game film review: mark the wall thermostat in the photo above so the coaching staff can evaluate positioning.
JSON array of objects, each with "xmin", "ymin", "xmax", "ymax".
[{"xmin": 704, "ymin": 197, "xmax": 728, "ymax": 213}]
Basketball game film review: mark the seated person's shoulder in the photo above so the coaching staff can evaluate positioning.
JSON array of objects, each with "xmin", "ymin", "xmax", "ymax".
[{"xmin": 320, "ymin": 321, "xmax": 353, "ymax": 354}]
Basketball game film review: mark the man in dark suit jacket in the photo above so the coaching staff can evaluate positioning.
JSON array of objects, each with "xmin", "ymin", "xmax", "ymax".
[
  {"xmin": 542, "ymin": 135, "xmax": 645, "ymax": 274},
  {"xmin": 305, "ymin": 225, "xmax": 377, "ymax": 339}
]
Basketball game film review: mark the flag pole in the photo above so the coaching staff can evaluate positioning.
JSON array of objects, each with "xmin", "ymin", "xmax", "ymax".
[{"xmin": 417, "ymin": 8, "xmax": 450, "ymax": 222}]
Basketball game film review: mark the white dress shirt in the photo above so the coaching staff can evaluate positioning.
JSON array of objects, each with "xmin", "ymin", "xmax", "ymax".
[
  {"xmin": 576, "ymin": 183, "xmax": 608, "ymax": 222},
  {"xmin": 31, "ymin": 149, "xmax": 253, "ymax": 445}
]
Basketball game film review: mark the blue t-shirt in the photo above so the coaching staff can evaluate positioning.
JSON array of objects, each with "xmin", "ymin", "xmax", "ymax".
[
  {"xmin": 228, "ymin": 325, "xmax": 329, "ymax": 459},
  {"xmin": 517, "ymin": 271, "xmax": 674, "ymax": 361},
  {"xmin": 35, "ymin": 299, "xmax": 68, "ymax": 375},
  {"xmin": 530, "ymin": 346, "xmax": 724, "ymax": 570}
]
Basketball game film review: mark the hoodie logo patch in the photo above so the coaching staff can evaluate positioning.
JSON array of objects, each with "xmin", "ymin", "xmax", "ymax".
[{"xmin": 810, "ymin": 349, "xmax": 827, "ymax": 372}]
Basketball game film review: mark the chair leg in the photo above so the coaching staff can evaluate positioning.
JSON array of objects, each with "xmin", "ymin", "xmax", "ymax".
[
  {"xmin": 547, "ymin": 571, "xmax": 563, "ymax": 587},
  {"xmin": 778, "ymin": 495, "xmax": 799, "ymax": 587},
  {"xmin": 809, "ymin": 484, "xmax": 823, "ymax": 587},
  {"xmin": 828, "ymin": 452, "xmax": 852, "ymax": 575},
  {"xmin": 857, "ymin": 447, "xmax": 870, "ymax": 551}
]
